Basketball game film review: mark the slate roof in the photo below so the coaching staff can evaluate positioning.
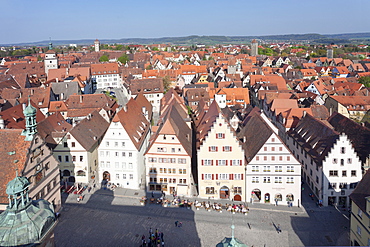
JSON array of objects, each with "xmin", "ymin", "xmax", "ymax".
[
  {"xmin": 349, "ymin": 169, "xmax": 370, "ymax": 213},
  {"xmin": 69, "ymin": 110, "xmax": 109, "ymax": 151}
]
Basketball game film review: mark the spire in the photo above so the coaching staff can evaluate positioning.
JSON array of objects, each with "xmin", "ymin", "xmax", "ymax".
[{"xmin": 21, "ymin": 96, "xmax": 38, "ymax": 141}]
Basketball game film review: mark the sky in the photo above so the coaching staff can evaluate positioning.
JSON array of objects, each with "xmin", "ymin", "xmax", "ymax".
[{"xmin": 1, "ymin": 0, "xmax": 369, "ymax": 44}]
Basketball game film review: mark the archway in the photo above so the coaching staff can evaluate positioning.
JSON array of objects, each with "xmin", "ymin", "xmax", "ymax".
[
  {"xmin": 264, "ymin": 193, "xmax": 270, "ymax": 203},
  {"xmin": 220, "ymin": 186, "xmax": 229, "ymax": 199},
  {"xmin": 233, "ymin": 194, "xmax": 242, "ymax": 201},
  {"xmin": 68, "ymin": 176, "xmax": 75, "ymax": 183},
  {"xmin": 286, "ymin": 193, "xmax": 294, "ymax": 202},
  {"xmin": 275, "ymin": 193, "xmax": 282, "ymax": 201},
  {"xmin": 251, "ymin": 189, "xmax": 261, "ymax": 202},
  {"xmin": 103, "ymin": 171, "xmax": 110, "ymax": 181},
  {"xmin": 76, "ymin": 170, "xmax": 86, "ymax": 176},
  {"xmin": 62, "ymin": 170, "xmax": 71, "ymax": 177}
]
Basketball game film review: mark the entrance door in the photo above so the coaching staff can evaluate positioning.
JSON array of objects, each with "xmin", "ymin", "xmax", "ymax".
[
  {"xmin": 234, "ymin": 195, "xmax": 242, "ymax": 201},
  {"xmin": 220, "ymin": 186, "xmax": 229, "ymax": 199},
  {"xmin": 264, "ymin": 193, "xmax": 270, "ymax": 203},
  {"xmin": 251, "ymin": 189, "xmax": 261, "ymax": 202}
]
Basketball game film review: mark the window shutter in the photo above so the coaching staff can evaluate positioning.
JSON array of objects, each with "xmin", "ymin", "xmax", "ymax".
[
  {"xmin": 230, "ymin": 147, "xmax": 232, "ymax": 151},
  {"xmin": 216, "ymin": 134, "xmax": 218, "ymax": 139},
  {"xmin": 230, "ymin": 160, "xmax": 232, "ymax": 166},
  {"xmin": 240, "ymin": 160, "xmax": 242, "ymax": 166},
  {"xmin": 223, "ymin": 146, "xmax": 225, "ymax": 152},
  {"xmin": 202, "ymin": 174, "xmax": 204, "ymax": 180},
  {"xmin": 230, "ymin": 174, "xmax": 233, "ymax": 180},
  {"xmin": 211, "ymin": 160, "xmax": 214, "ymax": 166},
  {"xmin": 212, "ymin": 174, "xmax": 214, "ymax": 180},
  {"xmin": 202, "ymin": 160, "xmax": 204, "ymax": 166},
  {"xmin": 209, "ymin": 147, "xmax": 211, "ymax": 152},
  {"xmin": 241, "ymin": 174, "xmax": 244, "ymax": 180},
  {"xmin": 216, "ymin": 147, "xmax": 218, "ymax": 152},
  {"xmin": 226, "ymin": 160, "xmax": 228, "ymax": 166},
  {"xmin": 222, "ymin": 133, "xmax": 225, "ymax": 138},
  {"xmin": 216, "ymin": 174, "xmax": 218, "ymax": 180},
  {"xmin": 216, "ymin": 160, "xmax": 218, "ymax": 166}
]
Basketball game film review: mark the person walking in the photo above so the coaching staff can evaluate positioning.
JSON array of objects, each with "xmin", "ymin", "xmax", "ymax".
[
  {"xmin": 277, "ymin": 224, "xmax": 281, "ymax": 233},
  {"xmin": 175, "ymin": 221, "xmax": 178, "ymax": 227}
]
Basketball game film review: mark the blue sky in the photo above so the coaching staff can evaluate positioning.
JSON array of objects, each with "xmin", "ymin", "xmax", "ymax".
[{"xmin": 1, "ymin": 0, "xmax": 369, "ymax": 44}]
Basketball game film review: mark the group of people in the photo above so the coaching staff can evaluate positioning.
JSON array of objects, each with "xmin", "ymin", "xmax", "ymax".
[
  {"xmin": 141, "ymin": 228, "xmax": 164, "ymax": 247},
  {"xmin": 194, "ymin": 201, "xmax": 250, "ymax": 215}
]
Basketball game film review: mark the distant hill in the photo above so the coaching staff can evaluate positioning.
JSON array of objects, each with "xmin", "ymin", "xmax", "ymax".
[{"xmin": 3, "ymin": 32, "xmax": 370, "ymax": 46}]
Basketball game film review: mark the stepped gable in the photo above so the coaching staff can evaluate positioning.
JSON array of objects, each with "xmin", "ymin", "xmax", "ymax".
[
  {"xmin": 237, "ymin": 110, "xmax": 272, "ymax": 162},
  {"xmin": 197, "ymin": 100, "xmax": 221, "ymax": 146},
  {"xmin": 288, "ymin": 114, "xmax": 339, "ymax": 164},
  {"xmin": 69, "ymin": 110, "xmax": 109, "ymax": 151},
  {"xmin": 328, "ymin": 112, "xmax": 370, "ymax": 165}
]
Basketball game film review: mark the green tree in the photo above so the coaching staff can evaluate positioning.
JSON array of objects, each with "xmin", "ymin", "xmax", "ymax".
[
  {"xmin": 99, "ymin": 54, "xmax": 109, "ymax": 62},
  {"xmin": 359, "ymin": 76, "xmax": 370, "ymax": 88},
  {"xmin": 118, "ymin": 54, "xmax": 129, "ymax": 64}
]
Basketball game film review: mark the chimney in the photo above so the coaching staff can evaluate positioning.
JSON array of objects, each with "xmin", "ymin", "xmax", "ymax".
[
  {"xmin": 303, "ymin": 110, "xmax": 307, "ymax": 117},
  {"xmin": 80, "ymin": 95, "xmax": 83, "ymax": 103}
]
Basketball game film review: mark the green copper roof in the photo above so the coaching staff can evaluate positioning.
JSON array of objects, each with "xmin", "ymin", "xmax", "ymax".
[
  {"xmin": 6, "ymin": 176, "xmax": 30, "ymax": 196},
  {"xmin": 24, "ymin": 101, "xmax": 36, "ymax": 116}
]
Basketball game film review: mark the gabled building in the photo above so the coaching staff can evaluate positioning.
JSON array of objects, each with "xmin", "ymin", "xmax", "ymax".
[
  {"xmin": 91, "ymin": 63, "xmax": 121, "ymax": 90},
  {"xmin": 145, "ymin": 103, "xmax": 193, "ymax": 196},
  {"xmin": 98, "ymin": 97, "xmax": 151, "ymax": 190},
  {"xmin": 237, "ymin": 109, "xmax": 301, "ymax": 205},
  {"xmin": 197, "ymin": 101, "xmax": 245, "ymax": 201},
  {"xmin": 55, "ymin": 110, "xmax": 109, "ymax": 185},
  {"xmin": 287, "ymin": 114, "xmax": 362, "ymax": 207}
]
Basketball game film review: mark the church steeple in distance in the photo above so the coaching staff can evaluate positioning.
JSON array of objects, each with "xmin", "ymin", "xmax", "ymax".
[{"xmin": 21, "ymin": 96, "xmax": 38, "ymax": 141}]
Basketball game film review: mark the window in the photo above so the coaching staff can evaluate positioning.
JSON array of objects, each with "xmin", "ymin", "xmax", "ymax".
[
  {"xmin": 328, "ymin": 183, "xmax": 336, "ymax": 189},
  {"xmin": 209, "ymin": 146, "xmax": 218, "ymax": 152},
  {"xmin": 271, "ymin": 147, "xmax": 275, "ymax": 151},
  {"xmin": 287, "ymin": 166, "xmax": 294, "ymax": 172},
  {"xmin": 106, "ymin": 141, "xmax": 109, "ymax": 147},
  {"xmin": 149, "ymin": 157, "xmax": 157, "ymax": 162},
  {"xmin": 171, "ymin": 148, "xmax": 175, "ymax": 153},
  {"xmin": 279, "ymin": 147, "xmax": 282, "ymax": 151},
  {"xmin": 251, "ymin": 166, "xmax": 259, "ymax": 172},
  {"xmin": 106, "ymin": 151, "xmax": 110, "ymax": 157},
  {"xmin": 178, "ymin": 158, "xmax": 186, "ymax": 164},
  {"xmin": 347, "ymin": 158, "xmax": 352, "ymax": 164},
  {"xmin": 275, "ymin": 166, "xmax": 282, "ymax": 172},
  {"xmin": 234, "ymin": 174, "xmax": 242, "ymax": 180},
  {"xmin": 223, "ymin": 146, "xmax": 232, "ymax": 152},
  {"xmin": 263, "ymin": 166, "xmax": 270, "ymax": 172},
  {"xmin": 351, "ymin": 170, "xmax": 357, "ymax": 177},
  {"xmin": 339, "ymin": 183, "xmax": 347, "ymax": 189},
  {"xmin": 129, "ymin": 152, "xmax": 132, "ymax": 157},
  {"xmin": 342, "ymin": 170, "xmax": 347, "ymax": 177},
  {"xmin": 252, "ymin": 177, "xmax": 259, "ymax": 183},
  {"xmin": 72, "ymin": 156, "xmax": 76, "ymax": 162},
  {"xmin": 256, "ymin": 156, "xmax": 259, "ymax": 161},
  {"xmin": 114, "ymin": 142, "xmax": 118, "ymax": 147},
  {"xmin": 106, "ymin": 161, "xmax": 110, "ymax": 168},
  {"xmin": 287, "ymin": 177, "xmax": 294, "ymax": 184},
  {"xmin": 274, "ymin": 177, "xmax": 282, "ymax": 183},
  {"xmin": 65, "ymin": 155, "xmax": 69, "ymax": 162},
  {"xmin": 123, "ymin": 174, "xmax": 127, "ymax": 179},
  {"xmin": 157, "ymin": 147, "xmax": 166, "ymax": 152},
  {"xmin": 357, "ymin": 226, "xmax": 361, "ymax": 236},
  {"xmin": 332, "ymin": 158, "xmax": 337, "ymax": 164},
  {"xmin": 279, "ymin": 156, "xmax": 283, "ymax": 161},
  {"xmin": 122, "ymin": 162, "xmax": 126, "ymax": 169},
  {"xmin": 316, "ymin": 176, "xmax": 319, "ymax": 183},
  {"xmin": 218, "ymin": 160, "xmax": 227, "ymax": 166},
  {"xmin": 100, "ymin": 151, "xmax": 104, "ymax": 157},
  {"xmin": 72, "ymin": 142, "xmax": 75, "ymax": 147},
  {"xmin": 219, "ymin": 174, "xmax": 229, "ymax": 180},
  {"xmin": 64, "ymin": 142, "xmax": 68, "ymax": 148},
  {"xmin": 329, "ymin": 170, "xmax": 338, "ymax": 177},
  {"xmin": 216, "ymin": 133, "xmax": 225, "ymax": 139},
  {"xmin": 203, "ymin": 159, "xmax": 213, "ymax": 166},
  {"xmin": 204, "ymin": 174, "xmax": 212, "ymax": 180},
  {"xmin": 172, "ymin": 169, "xmax": 176, "ymax": 174},
  {"xmin": 232, "ymin": 160, "xmax": 241, "ymax": 166},
  {"xmin": 100, "ymin": 161, "xmax": 104, "ymax": 168},
  {"xmin": 149, "ymin": 168, "xmax": 157, "ymax": 173},
  {"xmin": 264, "ymin": 156, "xmax": 267, "ymax": 161},
  {"xmin": 340, "ymin": 159, "xmax": 344, "ymax": 166},
  {"xmin": 129, "ymin": 174, "xmax": 133, "ymax": 179},
  {"xmin": 179, "ymin": 169, "xmax": 186, "ymax": 174},
  {"xmin": 287, "ymin": 156, "xmax": 290, "ymax": 161},
  {"xmin": 206, "ymin": 187, "xmax": 215, "ymax": 194},
  {"xmin": 115, "ymin": 162, "xmax": 119, "ymax": 168},
  {"xmin": 264, "ymin": 147, "xmax": 267, "ymax": 151},
  {"xmin": 233, "ymin": 187, "xmax": 242, "ymax": 194},
  {"xmin": 263, "ymin": 177, "xmax": 271, "ymax": 183},
  {"xmin": 116, "ymin": 174, "xmax": 119, "ymax": 179},
  {"xmin": 115, "ymin": 152, "xmax": 119, "ymax": 157},
  {"xmin": 58, "ymin": 155, "xmax": 62, "ymax": 162},
  {"xmin": 179, "ymin": 179, "xmax": 186, "ymax": 184},
  {"xmin": 340, "ymin": 147, "xmax": 345, "ymax": 154},
  {"xmin": 271, "ymin": 156, "xmax": 275, "ymax": 161},
  {"xmin": 122, "ymin": 142, "xmax": 125, "ymax": 147}
]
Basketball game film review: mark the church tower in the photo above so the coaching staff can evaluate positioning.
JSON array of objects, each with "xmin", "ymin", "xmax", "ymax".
[
  {"xmin": 327, "ymin": 45, "xmax": 334, "ymax": 59},
  {"xmin": 44, "ymin": 49, "xmax": 58, "ymax": 75},
  {"xmin": 251, "ymin": 39, "xmax": 258, "ymax": 56},
  {"xmin": 21, "ymin": 97, "xmax": 37, "ymax": 141},
  {"xmin": 94, "ymin": 39, "xmax": 100, "ymax": 52}
]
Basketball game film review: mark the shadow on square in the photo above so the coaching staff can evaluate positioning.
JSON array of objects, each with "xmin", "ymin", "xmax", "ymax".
[{"xmin": 54, "ymin": 189, "xmax": 201, "ymax": 247}]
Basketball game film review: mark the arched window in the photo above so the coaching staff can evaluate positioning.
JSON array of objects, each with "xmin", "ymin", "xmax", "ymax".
[{"xmin": 76, "ymin": 170, "xmax": 86, "ymax": 176}]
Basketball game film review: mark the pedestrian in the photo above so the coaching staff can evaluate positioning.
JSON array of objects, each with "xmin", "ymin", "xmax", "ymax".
[
  {"xmin": 275, "ymin": 198, "xmax": 278, "ymax": 206},
  {"xmin": 160, "ymin": 232, "xmax": 164, "ymax": 240},
  {"xmin": 175, "ymin": 221, "xmax": 178, "ymax": 227},
  {"xmin": 152, "ymin": 191, "xmax": 154, "ymax": 198},
  {"xmin": 178, "ymin": 222, "xmax": 182, "ymax": 227},
  {"xmin": 277, "ymin": 224, "xmax": 281, "ymax": 233},
  {"xmin": 149, "ymin": 227, "xmax": 153, "ymax": 236}
]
